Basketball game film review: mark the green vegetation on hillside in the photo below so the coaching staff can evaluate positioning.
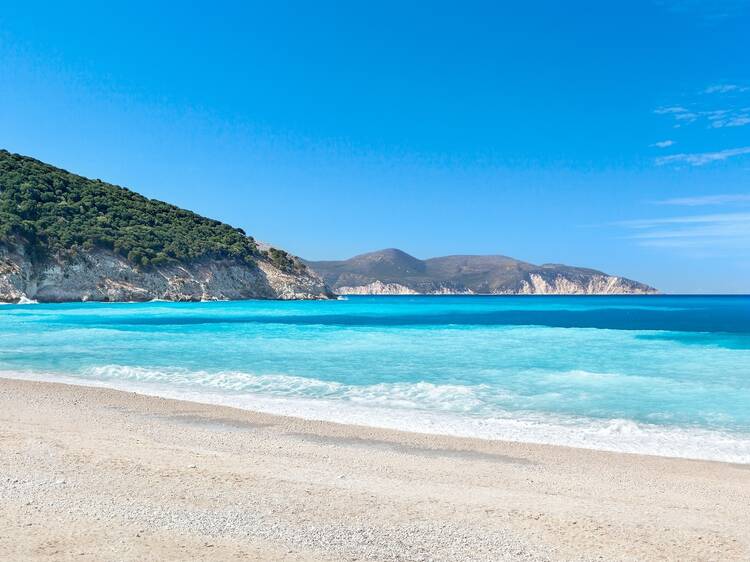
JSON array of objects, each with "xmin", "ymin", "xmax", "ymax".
[{"xmin": 0, "ymin": 150, "xmax": 298, "ymax": 271}]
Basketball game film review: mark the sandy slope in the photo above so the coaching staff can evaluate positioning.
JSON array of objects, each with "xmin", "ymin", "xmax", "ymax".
[{"xmin": 0, "ymin": 377, "xmax": 748, "ymax": 561}]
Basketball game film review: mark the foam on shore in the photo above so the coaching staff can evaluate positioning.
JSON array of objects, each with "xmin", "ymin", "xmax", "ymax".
[{"xmin": 3, "ymin": 368, "xmax": 749, "ymax": 464}]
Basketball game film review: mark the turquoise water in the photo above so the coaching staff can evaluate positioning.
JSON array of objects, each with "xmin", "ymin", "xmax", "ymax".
[{"xmin": 2, "ymin": 295, "xmax": 749, "ymax": 462}]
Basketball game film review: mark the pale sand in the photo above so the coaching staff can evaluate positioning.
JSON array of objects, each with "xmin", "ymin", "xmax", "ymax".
[{"xmin": 1, "ymin": 378, "xmax": 748, "ymax": 561}]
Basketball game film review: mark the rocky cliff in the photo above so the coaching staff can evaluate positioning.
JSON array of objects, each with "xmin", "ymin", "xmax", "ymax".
[
  {"xmin": 0, "ymin": 150, "xmax": 331, "ymax": 302},
  {"xmin": 307, "ymin": 249, "xmax": 657, "ymax": 295},
  {"xmin": 0, "ymin": 241, "xmax": 330, "ymax": 302}
]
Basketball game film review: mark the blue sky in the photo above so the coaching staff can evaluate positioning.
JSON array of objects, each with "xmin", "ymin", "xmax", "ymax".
[{"xmin": 1, "ymin": 1, "xmax": 749, "ymax": 293}]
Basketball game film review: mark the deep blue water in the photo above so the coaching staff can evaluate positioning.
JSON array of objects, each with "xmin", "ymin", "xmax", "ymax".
[{"xmin": 2, "ymin": 295, "xmax": 749, "ymax": 462}]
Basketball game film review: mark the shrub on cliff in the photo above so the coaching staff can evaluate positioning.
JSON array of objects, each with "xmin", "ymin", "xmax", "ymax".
[{"xmin": 0, "ymin": 149, "xmax": 266, "ymax": 268}]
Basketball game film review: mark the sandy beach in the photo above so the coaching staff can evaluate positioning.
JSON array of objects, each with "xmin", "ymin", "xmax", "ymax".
[{"xmin": 1, "ymin": 377, "xmax": 748, "ymax": 561}]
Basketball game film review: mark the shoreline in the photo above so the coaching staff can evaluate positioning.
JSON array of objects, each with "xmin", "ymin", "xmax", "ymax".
[
  {"xmin": 2, "ymin": 376, "xmax": 749, "ymax": 560},
  {"xmin": 2, "ymin": 370, "xmax": 749, "ymax": 465}
]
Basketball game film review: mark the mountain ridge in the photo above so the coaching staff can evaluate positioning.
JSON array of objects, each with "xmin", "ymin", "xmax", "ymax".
[
  {"xmin": 0, "ymin": 150, "xmax": 657, "ymax": 301},
  {"xmin": 306, "ymin": 249, "xmax": 657, "ymax": 295}
]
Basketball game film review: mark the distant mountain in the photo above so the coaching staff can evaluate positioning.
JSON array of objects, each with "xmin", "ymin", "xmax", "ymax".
[
  {"xmin": 306, "ymin": 249, "xmax": 657, "ymax": 295},
  {"xmin": 0, "ymin": 150, "xmax": 331, "ymax": 302}
]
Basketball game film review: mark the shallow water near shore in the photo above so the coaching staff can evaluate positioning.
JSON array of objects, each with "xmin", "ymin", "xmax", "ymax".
[{"xmin": 2, "ymin": 295, "xmax": 749, "ymax": 462}]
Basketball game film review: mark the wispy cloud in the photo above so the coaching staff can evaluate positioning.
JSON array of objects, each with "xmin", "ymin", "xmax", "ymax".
[
  {"xmin": 620, "ymin": 212, "xmax": 750, "ymax": 228},
  {"xmin": 708, "ymin": 110, "xmax": 750, "ymax": 128},
  {"xmin": 655, "ymin": 83, "xmax": 750, "ymax": 130},
  {"xmin": 704, "ymin": 84, "xmax": 749, "ymax": 94},
  {"xmin": 654, "ymin": 106, "xmax": 699, "ymax": 124},
  {"xmin": 656, "ymin": 194, "xmax": 750, "ymax": 206},
  {"xmin": 651, "ymin": 140, "xmax": 675, "ymax": 148},
  {"xmin": 654, "ymin": 106, "xmax": 688, "ymax": 114},
  {"xmin": 656, "ymin": 0, "xmax": 750, "ymax": 20},
  {"xmin": 655, "ymin": 146, "xmax": 750, "ymax": 166},
  {"xmin": 655, "ymin": 105, "xmax": 750, "ymax": 128},
  {"xmin": 617, "ymin": 212, "xmax": 750, "ymax": 250}
]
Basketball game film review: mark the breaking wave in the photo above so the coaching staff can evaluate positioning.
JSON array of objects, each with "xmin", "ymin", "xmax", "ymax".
[{"xmin": 4, "ymin": 365, "xmax": 750, "ymax": 464}]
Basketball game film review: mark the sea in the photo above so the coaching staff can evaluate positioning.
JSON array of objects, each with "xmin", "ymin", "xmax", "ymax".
[{"xmin": 1, "ymin": 295, "xmax": 749, "ymax": 463}]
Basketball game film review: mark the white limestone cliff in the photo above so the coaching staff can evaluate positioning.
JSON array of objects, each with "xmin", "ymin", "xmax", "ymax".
[{"xmin": 0, "ymin": 243, "xmax": 331, "ymax": 303}]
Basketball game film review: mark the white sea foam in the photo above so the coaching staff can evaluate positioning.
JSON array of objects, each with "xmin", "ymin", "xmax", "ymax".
[
  {"xmin": 0, "ymin": 296, "xmax": 38, "ymax": 305},
  {"xmin": 3, "ymin": 367, "xmax": 750, "ymax": 464}
]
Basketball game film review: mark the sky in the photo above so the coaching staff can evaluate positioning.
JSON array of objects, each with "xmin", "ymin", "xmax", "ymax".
[{"xmin": 1, "ymin": 1, "xmax": 749, "ymax": 293}]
